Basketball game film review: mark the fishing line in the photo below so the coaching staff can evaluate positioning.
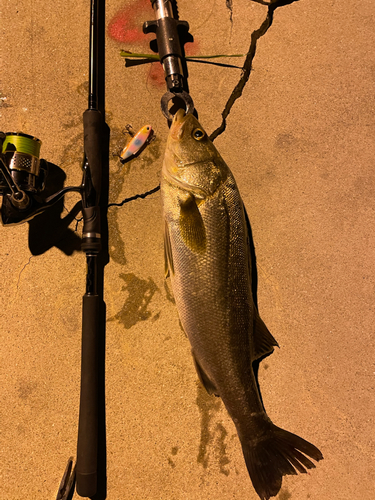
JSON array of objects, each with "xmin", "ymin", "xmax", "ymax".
[{"xmin": 2, "ymin": 133, "xmax": 41, "ymax": 157}]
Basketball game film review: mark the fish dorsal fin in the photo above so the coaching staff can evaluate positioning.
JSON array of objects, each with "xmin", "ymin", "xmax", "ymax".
[
  {"xmin": 252, "ymin": 307, "xmax": 279, "ymax": 361},
  {"xmin": 164, "ymin": 220, "xmax": 174, "ymax": 278},
  {"xmin": 192, "ymin": 351, "xmax": 219, "ymax": 396},
  {"xmin": 241, "ymin": 202, "xmax": 276, "ymax": 359},
  {"xmin": 179, "ymin": 193, "xmax": 206, "ymax": 253},
  {"xmin": 243, "ymin": 203, "xmax": 258, "ymax": 309}
]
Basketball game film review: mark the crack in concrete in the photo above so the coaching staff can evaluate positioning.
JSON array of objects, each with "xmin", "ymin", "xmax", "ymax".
[
  {"xmin": 107, "ymin": 185, "xmax": 160, "ymax": 208},
  {"xmin": 17, "ymin": 256, "xmax": 33, "ymax": 289},
  {"xmin": 13, "ymin": 256, "xmax": 33, "ymax": 301},
  {"xmin": 209, "ymin": 0, "xmax": 300, "ymax": 142},
  {"xmin": 226, "ymin": 0, "xmax": 234, "ymax": 24}
]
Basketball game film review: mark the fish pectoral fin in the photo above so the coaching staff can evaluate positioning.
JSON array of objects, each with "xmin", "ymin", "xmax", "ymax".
[
  {"xmin": 179, "ymin": 193, "xmax": 206, "ymax": 254},
  {"xmin": 192, "ymin": 351, "xmax": 219, "ymax": 396},
  {"xmin": 252, "ymin": 308, "xmax": 279, "ymax": 361},
  {"xmin": 164, "ymin": 220, "xmax": 174, "ymax": 278}
]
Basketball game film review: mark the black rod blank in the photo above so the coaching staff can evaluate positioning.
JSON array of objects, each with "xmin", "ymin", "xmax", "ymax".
[
  {"xmin": 88, "ymin": 0, "xmax": 99, "ymax": 110},
  {"xmin": 76, "ymin": 0, "xmax": 103, "ymax": 496}
]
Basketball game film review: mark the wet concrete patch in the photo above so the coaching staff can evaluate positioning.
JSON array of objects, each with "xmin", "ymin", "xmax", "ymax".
[
  {"xmin": 17, "ymin": 379, "xmax": 37, "ymax": 400},
  {"xmin": 278, "ymin": 487, "xmax": 292, "ymax": 499},
  {"xmin": 196, "ymin": 383, "xmax": 230, "ymax": 471},
  {"xmin": 108, "ymin": 272, "xmax": 159, "ymax": 329},
  {"xmin": 215, "ymin": 422, "xmax": 231, "ymax": 476}
]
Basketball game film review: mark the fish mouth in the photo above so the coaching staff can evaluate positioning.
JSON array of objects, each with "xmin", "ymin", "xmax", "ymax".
[
  {"xmin": 170, "ymin": 108, "xmax": 189, "ymax": 139},
  {"xmin": 173, "ymin": 108, "xmax": 187, "ymax": 124}
]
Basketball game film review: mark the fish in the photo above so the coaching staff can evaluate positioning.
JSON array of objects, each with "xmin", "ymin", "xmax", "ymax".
[
  {"xmin": 161, "ymin": 109, "xmax": 323, "ymax": 500},
  {"xmin": 119, "ymin": 124, "xmax": 153, "ymax": 163}
]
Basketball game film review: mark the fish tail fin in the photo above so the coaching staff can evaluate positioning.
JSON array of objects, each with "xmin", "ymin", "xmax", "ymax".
[{"xmin": 240, "ymin": 423, "xmax": 323, "ymax": 500}]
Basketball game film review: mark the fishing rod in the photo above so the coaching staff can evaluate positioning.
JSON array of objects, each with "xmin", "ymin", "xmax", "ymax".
[
  {"xmin": 143, "ymin": 0, "xmax": 195, "ymax": 120},
  {"xmin": 0, "ymin": 1, "xmax": 106, "ymax": 498},
  {"xmin": 75, "ymin": 0, "xmax": 104, "ymax": 496}
]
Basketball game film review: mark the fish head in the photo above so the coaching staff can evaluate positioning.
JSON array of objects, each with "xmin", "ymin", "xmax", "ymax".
[{"xmin": 163, "ymin": 109, "xmax": 228, "ymax": 198}]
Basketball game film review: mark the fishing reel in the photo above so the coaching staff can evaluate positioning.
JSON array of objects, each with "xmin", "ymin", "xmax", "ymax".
[
  {"xmin": 0, "ymin": 131, "xmax": 81, "ymax": 226},
  {"xmin": 0, "ymin": 132, "xmax": 45, "ymax": 209}
]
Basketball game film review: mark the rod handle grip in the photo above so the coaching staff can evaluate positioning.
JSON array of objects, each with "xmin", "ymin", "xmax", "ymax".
[
  {"xmin": 76, "ymin": 294, "xmax": 100, "ymax": 497},
  {"xmin": 83, "ymin": 109, "xmax": 103, "ymax": 198}
]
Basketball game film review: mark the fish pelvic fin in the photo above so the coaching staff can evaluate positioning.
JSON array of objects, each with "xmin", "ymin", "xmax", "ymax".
[
  {"xmin": 240, "ymin": 424, "xmax": 323, "ymax": 500},
  {"xmin": 252, "ymin": 308, "xmax": 279, "ymax": 361},
  {"xmin": 192, "ymin": 351, "xmax": 219, "ymax": 396}
]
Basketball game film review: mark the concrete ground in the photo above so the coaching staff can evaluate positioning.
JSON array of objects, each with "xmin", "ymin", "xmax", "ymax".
[{"xmin": 0, "ymin": 0, "xmax": 374, "ymax": 499}]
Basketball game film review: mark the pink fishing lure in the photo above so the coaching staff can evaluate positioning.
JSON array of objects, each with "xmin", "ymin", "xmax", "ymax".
[{"xmin": 120, "ymin": 124, "xmax": 153, "ymax": 162}]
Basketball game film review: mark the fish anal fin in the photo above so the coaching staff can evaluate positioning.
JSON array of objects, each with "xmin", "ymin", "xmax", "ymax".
[
  {"xmin": 192, "ymin": 351, "xmax": 219, "ymax": 396},
  {"xmin": 164, "ymin": 220, "xmax": 174, "ymax": 278},
  {"xmin": 252, "ymin": 308, "xmax": 279, "ymax": 361},
  {"xmin": 179, "ymin": 194, "xmax": 206, "ymax": 254}
]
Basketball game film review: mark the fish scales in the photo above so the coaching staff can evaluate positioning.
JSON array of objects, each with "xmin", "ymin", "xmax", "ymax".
[
  {"xmin": 163, "ymin": 173, "xmax": 257, "ymax": 419},
  {"xmin": 161, "ymin": 109, "xmax": 323, "ymax": 500}
]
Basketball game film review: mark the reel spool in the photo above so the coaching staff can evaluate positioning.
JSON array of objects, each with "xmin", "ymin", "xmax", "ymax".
[{"xmin": 1, "ymin": 132, "xmax": 44, "ymax": 194}]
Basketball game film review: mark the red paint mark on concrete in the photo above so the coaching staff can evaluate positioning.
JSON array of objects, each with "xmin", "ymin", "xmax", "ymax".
[
  {"xmin": 148, "ymin": 64, "xmax": 166, "ymax": 87},
  {"xmin": 185, "ymin": 40, "xmax": 200, "ymax": 57},
  {"xmin": 108, "ymin": 1, "xmax": 199, "ymax": 88},
  {"xmin": 108, "ymin": 0, "xmax": 152, "ymax": 44}
]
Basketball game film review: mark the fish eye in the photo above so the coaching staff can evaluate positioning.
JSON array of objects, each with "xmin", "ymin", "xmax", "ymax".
[{"xmin": 192, "ymin": 128, "xmax": 205, "ymax": 141}]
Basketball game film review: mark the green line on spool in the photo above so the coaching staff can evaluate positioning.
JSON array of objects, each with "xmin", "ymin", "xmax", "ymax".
[{"xmin": 2, "ymin": 133, "xmax": 41, "ymax": 158}]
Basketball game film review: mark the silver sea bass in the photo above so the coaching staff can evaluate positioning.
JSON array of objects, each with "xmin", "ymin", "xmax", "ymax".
[{"xmin": 161, "ymin": 109, "xmax": 323, "ymax": 500}]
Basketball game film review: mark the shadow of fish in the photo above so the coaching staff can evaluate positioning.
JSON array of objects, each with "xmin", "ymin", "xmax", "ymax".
[{"xmin": 161, "ymin": 109, "xmax": 323, "ymax": 500}]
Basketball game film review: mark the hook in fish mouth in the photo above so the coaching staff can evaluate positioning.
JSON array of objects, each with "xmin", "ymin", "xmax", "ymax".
[
  {"xmin": 161, "ymin": 91, "xmax": 194, "ymax": 121},
  {"xmin": 173, "ymin": 107, "xmax": 187, "ymax": 122},
  {"xmin": 170, "ymin": 108, "xmax": 194, "ymax": 140}
]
